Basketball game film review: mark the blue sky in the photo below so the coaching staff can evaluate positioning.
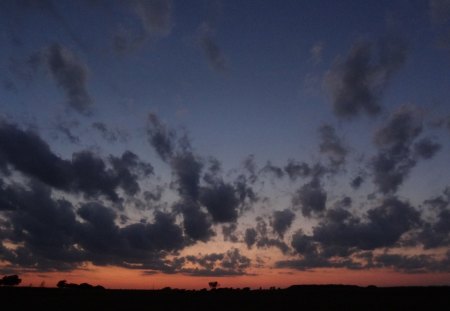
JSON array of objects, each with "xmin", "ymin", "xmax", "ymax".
[{"xmin": 1, "ymin": 0, "xmax": 450, "ymax": 288}]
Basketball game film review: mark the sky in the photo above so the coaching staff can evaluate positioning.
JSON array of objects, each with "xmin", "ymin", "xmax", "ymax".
[{"xmin": 1, "ymin": 0, "xmax": 450, "ymax": 289}]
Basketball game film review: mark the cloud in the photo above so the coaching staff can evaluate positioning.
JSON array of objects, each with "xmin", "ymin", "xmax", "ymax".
[
  {"xmin": 325, "ymin": 37, "xmax": 407, "ymax": 119},
  {"xmin": 43, "ymin": 44, "xmax": 93, "ymax": 115},
  {"xmin": 176, "ymin": 199, "xmax": 214, "ymax": 242},
  {"xmin": 350, "ymin": 175, "xmax": 364, "ymax": 189},
  {"xmin": 147, "ymin": 113, "xmax": 176, "ymax": 162},
  {"xmin": 318, "ymin": 124, "xmax": 348, "ymax": 168},
  {"xmin": 292, "ymin": 178, "xmax": 327, "ymax": 217},
  {"xmin": 313, "ymin": 198, "xmax": 421, "ymax": 251},
  {"xmin": 0, "ymin": 180, "xmax": 191, "ymax": 272},
  {"xmin": 284, "ymin": 160, "xmax": 311, "ymax": 181},
  {"xmin": 222, "ymin": 223, "xmax": 238, "ymax": 242},
  {"xmin": 272, "ymin": 209, "xmax": 296, "ymax": 238},
  {"xmin": 92, "ymin": 122, "xmax": 129, "ymax": 143},
  {"xmin": 413, "ymin": 138, "xmax": 441, "ymax": 160},
  {"xmin": 133, "ymin": 0, "xmax": 173, "ymax": 37},
  {"xmin": 367, "ymin": 251, "xmax": 450, "ymax": 273},
  {"xmin": 0, "ymin": 121, "xmax": 152, "ymax": 202},
  {"xmin": 244, "ymin": 228, "xmax": 257, "ymax": 249},
  {"xmin": 171, "ymin": 248, "xmax": 251, "ymax": 276},
  {"xmin": 54, "ymin": 119, "xmax": 80, "ymax": 144},
  {"xmin": 371, "ymin": 107, "xmax": 423, "ymax": 194},
  {"xmin": 261, "ymin": 161, "xmax": 285, "ymax": 179},
  {"xmin": 198, "ymin": 23, "xmax": 228, "ymax": 73},
  {"xmin": 200, "ymin": 182, "xmax": 239, "ymax": 223},
  {"xmin": 256, "ymin": 237, "xmax": 290, "ymax": 255}
]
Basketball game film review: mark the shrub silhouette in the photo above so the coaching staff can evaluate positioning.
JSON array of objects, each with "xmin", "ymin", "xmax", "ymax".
[
  {"xmin": 208, "ymin": 281, "xmax": 219, "ymax": 290},
  {"xmin": 0, "ymin": 275, "xmax": 21, "ymax": 286},
  {"xmin": 56, "ymin": 280, "xmax": 105, "ymax": 290}
]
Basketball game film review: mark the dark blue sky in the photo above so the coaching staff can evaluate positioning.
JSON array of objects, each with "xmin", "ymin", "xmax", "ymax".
[{"xmin": 1, "ymin": 0, "xmax": 450, "ymax": 287}]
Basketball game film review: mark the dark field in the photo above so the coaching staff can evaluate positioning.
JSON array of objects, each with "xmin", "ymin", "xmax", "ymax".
[{"xmin": 1, "ymin": 285, "xmax": 449, "ymax": 310}]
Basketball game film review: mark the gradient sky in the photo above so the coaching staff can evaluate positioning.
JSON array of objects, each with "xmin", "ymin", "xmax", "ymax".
[{"xmin": 1, "ymin": 0, "xmax": 450, "ymax": 289}]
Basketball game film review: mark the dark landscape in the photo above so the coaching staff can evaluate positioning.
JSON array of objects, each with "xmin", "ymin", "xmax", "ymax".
[{"xmin": 1, "ymin": 285, "xmax": 450, "ymax": 310}]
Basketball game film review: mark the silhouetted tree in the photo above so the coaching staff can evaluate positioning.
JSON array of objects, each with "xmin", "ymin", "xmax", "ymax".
[
  {"xmin": 208, "ymin": 281, "xmax": 219, "ymax": 290},
  {"xmin": 0, "ymin": 275, "xmax": 21, "ymax": 286},
  {"xmin": 57, "ymin": 280, "xmax": 67, "ymax": 288}
]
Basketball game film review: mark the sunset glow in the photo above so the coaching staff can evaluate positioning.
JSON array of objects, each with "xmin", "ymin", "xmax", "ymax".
[{"xmin": 1, "ymin": 0, "xmax": 450, "ymax": 290}]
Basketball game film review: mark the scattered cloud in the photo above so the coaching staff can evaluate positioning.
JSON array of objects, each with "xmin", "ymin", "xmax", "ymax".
[{"xmin": 325, "ymin": 36, "xmax": 408, "ymax": 119}]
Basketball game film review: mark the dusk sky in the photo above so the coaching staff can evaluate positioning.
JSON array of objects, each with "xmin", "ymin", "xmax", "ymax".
[{"xmin": 1, "ymin": 0, "xmax": 450, "ymax": 289}]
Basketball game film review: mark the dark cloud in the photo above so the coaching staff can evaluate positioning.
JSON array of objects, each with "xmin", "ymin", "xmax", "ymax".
[
  {"xmin": 198, "ymin": 23, "xmax": 228, "ymax": 73},
  {"xmin": 147, "ymin": 113, "xmax": 175, "ymax": 162},
  {"xmin": 0, "ymin": 180, "xmax": 190, "ymax": 272},
  {"xmin": 43, "ymin": 44, "xmax": 93, "ymax": 115},
  {"xmin": 222, "ymin": 223, "xmax": 238, "ymax": 242},
  {"xmin": 256, "ymin": 237, "xmax": 290, "ymax": 255},
  {"xmin": 92, "ymin": 122, "xmax": 129, "ymax": 143},
  {"xmin": 0, "ymin": 121, "xmax": 151, "ymax": 202},
  {"xmin": 419, "ymin": 202, "xmax": 450, "ymax": 248},
  {"xmin": 413, "ymin": 138, "xmax": 441, "ymax": 160},
  {"xmin": 318, "ymin": 124, "xmax": 348, "ymax": 168},
  {"xmin": 172, "ymin": 152, "xmax": 203, "ymax": 200},
  {"xmin": 176, "ymin": 199, "xmax": 214, "ymax": 242},
  {"xmin": 284, "ymin": 160, "xmax": 311, "ymax": 181},
  {"xmin": 313, "ymin": 198, "xmax": 421, "ymax": 251},
  {"xmin": 325, "ymin": 37, "xmax": 407, "ymax": 119},
  {"xmin": 272, "ymin": 209, "xmax": 296, "ymax": 238},
  {"xmin": 200, "ymin": 182, "xmax": 239, "ymax": 223},
  {"xmin": 350, "ymin": 175, "xmax": 364, "ymax": 189},
  {"xmin": 292, "ymin": 178, "xmax": 327, "ymax": 217},
  {"xmin": 371, "ymin": 107, "xmax": 423, "ymax": 194},
  {"xmin": 181, "ymin": 248, "xmax": 251, "ymax": 276},
  {"xmin": 373, "ymin": 252, "xmax": 450, "ymax": 273},
  {"xmin": 374, "ymin": 107, "xmax": 422, "ymax": 150},
  {"xmin": 291, "ymin": 230, "xmax": 318, "ymax": 257},
  {"xmin": 244, "ymin": 228, "xmax": 257, "ymax": 249}
]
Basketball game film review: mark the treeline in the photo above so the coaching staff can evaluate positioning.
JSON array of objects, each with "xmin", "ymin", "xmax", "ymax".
[
  {"xmin": 0, "ymin": 275, "xmax": 21, "ymax": 286},
  {"xmin": 57, "ymin": 280, "xmax": 105, "ymax": 290}
]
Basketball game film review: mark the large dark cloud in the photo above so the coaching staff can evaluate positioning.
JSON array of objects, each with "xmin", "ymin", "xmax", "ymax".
[
  {"xmin": 325, "ymin": 37, "xmax": 407, "ymax": 119},
  {"xmin": 370, "ymin": 107, "xmax": 434, "ymax": 194},
  {"xmin": 244, "ymin": 228, "xmax": 257, "ymax": 249},
  {"xmin": 0, "ymin": 121, "xmax": 152, "ymax": 202},
  {"xmin": 42, "ymin": 44, "xmax": 92, "ymax": 115},
  {"xmin": 200, "ymin": 182, "xmax": 239, "ymax": 223},
  {"xmin": 176, "ymin": 200, "xmax": 214, "ymax": 242},
  {"xmin": 313, "ymin": 198, "xmax": 421, "ymax": 251},
  {"xmin": 292, "ymin": 178, "xmax": 327, "ymax": 217},
  {"xmin": 272, "ymin": 209, "xmax": 296, "ymax": 238},
  {"xmin": 0, "ymin": 180, "xmax": 190, "ymax": 272}
]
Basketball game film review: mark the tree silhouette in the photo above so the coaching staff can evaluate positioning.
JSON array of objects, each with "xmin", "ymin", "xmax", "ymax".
[
  {"xmin": 208, "ymin": 281, "xmax": 219, "ymax": 290},
  {"xmin": 0, "ymin": 275, "xmax": 22, "ymax": 286}
]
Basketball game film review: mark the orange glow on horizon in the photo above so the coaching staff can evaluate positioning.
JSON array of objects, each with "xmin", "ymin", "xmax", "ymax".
[{"xmin": 16, "ymin": 265, "xmax": 450, "ymax": 290}]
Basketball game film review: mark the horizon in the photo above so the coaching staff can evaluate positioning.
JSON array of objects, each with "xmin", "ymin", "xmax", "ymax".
[{"xmin": 1, "ymin": 0, "xmax": 450, "ymax": 290}]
